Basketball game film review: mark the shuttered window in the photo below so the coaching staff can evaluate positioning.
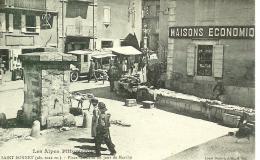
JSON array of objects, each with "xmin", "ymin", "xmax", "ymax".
[
  {"xmin": 21, "ymin": 15, "xmax": 26, "ymax": 32},
  {"xmin": 9, "ymin": 14, "xmax": 13, "ymax": 32},
  {"xmin": 20, "ymin": 15, "xmax": 40, "ymax": 33},
  {"xmin": 0, "ymin": 13, "xmax": 6, "ymax": 32},
  {"xmin": 36, "ymin": 16, "xmax": 40, "ymax": 33},
  {"xmin": 14, "ymin": 14, "xmax": 21, "ymax": 29},
  {"xmin": 101, "ymin": 41, "xmax": 113, "ymax": 48},
  {"xmin": 26, "ymin": 15, "xmax": 36, "ymax": 32},
  {"xmin": 213, "ymin": 45, "xmax": 224, "ymax": 77},
  {"xmin": 104, "ymin": 6, "xmax": 111, "ymax": 25},
  {"xmin": 186, "ymin": 43, "xmax": 196, "ymax": 76},
  {"xmin": 186, "ymin": 43, "xmax": 224, "ymax": 78}
]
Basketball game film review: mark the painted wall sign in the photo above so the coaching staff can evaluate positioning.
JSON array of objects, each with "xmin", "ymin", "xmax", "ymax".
[{"xmin": 169, "ymin": 26, "xmax": 255, "ymax": 39}]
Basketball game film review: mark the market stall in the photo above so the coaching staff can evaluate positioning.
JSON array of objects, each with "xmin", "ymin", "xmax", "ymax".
[{"xmin": 110, "ymin": 46, "xmax": 146, "ymax": 98}]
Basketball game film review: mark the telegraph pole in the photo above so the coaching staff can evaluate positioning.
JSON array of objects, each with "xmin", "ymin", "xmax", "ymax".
[
  {"xmin": 62, "ymin": 0, "xmax": 65, "ymax": 52},
  {"xmin": 92, "ymin": 0, "xmax": 95, "ymax": 50}
]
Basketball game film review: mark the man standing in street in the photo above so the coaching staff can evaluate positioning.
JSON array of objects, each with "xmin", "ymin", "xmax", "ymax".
[
  {"xmin": 108, "ymin": 63, "xmax": 118, "ymax": 92},
  {"xmin": 88, "ymin": 59, "xmax": 97, "ymax": 82},
  {"xmin": 95, "ymin": 102, "xmax": 116, "ymax": 157}
]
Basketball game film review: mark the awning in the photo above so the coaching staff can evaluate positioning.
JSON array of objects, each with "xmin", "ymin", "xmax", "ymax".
[
  {"xmin": 68, "ymin": 0, "xmax": 93, "ymax": 2},
  {"xmin": 110, "ymin": 46, "xmax": 142, "ymax": 56},
  {"xmin": 91, "ymin": 53, "xmax": 116, "ymax": 59},
  {"xmin": 67, "ymin": 50, "xmax": 93, "ymax": 55}
]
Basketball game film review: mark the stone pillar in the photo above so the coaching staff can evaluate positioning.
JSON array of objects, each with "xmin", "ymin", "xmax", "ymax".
[
  {"xmin": 19, "ymin": 52, "xmax": 77, "ymax": 127},
  {"xmin": 166, "ymin": 0, "xmax": 177, "ymax": 88}
]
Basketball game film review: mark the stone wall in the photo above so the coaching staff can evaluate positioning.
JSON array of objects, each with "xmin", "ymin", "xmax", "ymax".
[
  {"xmin": 20, "ymin": 52, "xmax": 76, "ymax": 127},
  {"xmin": 23, "ymin": 64, "xmax": 42, "ymax": 125},
  {"xmin": 137, "ymin": 87, "xmax": 255, "ymax": 130},
  {"xmin": 40, "ymin": 68, "xmax": 71, "ymax": 126}
]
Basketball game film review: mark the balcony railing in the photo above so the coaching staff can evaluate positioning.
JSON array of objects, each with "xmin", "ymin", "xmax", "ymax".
[
  {"xmin": 66, "ymin": 25, "xmax": 96, "ymax": 37},
  {"xmin": 0, "ymin": 0, "xmax": 46, "ymax": 11}
]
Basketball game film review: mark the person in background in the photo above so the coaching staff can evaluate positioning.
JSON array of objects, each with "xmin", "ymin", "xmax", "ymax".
[
  {"xmin": 108, "ymin": 63, "xmax": 118, "ymax": 92},
  {"xmin": 122, "ymin": 59, "xmax": 127, "ymax": 75},
  {"xmin": 95, "ymin": 102, "xmax": 116, "ymax": 157},
  {"xmin": 88, "ymin": 59, "xmax": 97, "ymax": 83}
]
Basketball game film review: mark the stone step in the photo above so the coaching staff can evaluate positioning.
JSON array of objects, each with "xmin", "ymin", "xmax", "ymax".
[
  {"xmin": 125, "ymin": 99, "xmax": 137, "ymax": 107},
  {"xmin": 142, "ymin": 101, "xmax": 155, "ymax": 109}
]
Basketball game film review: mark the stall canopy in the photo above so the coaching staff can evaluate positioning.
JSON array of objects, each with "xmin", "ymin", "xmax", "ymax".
[
  {"xmin": 91, "ymin": 53, "xmax": 116, "ymax": 59},
  {"xmin": 110, "ymin": 46, "xmax": 142, "ymax": 56},
  {"xmin": 68, "ymin": 50, "xmax": 93, "ymax": 55}
]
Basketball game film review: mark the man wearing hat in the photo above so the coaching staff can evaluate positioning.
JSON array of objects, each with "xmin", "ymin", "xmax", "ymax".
[{"xmin": 95, "ymin": 102, "xmax": 116, "ymax": 156}]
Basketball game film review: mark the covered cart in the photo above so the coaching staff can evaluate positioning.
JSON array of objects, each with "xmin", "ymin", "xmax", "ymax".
[{"xmin": 67, "ymin": 50, "xmax": 116, "ymax": 82}]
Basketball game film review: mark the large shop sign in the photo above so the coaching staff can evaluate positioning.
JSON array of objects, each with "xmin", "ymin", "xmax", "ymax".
[{"xmin": 169, "ymin": 26, "xmax": 255, "ymax": 39}]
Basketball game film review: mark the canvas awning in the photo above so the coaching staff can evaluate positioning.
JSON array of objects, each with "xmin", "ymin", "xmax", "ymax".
[
  {"xmin": 67, "ymin": 50, "xmax": 93, "ymax": 55},
  {"xmin": 110, "ymin": 46, "xmax": 142, "ymax": 56},
  {"xmin": 91, "ymin": 53, "xmax": 116, "ymax": 59},
  {"xmin": 68, "ymin": 0, "xmax": 93, "ymax": 2}
]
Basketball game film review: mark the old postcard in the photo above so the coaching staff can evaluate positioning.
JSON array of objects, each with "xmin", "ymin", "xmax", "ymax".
[{"xmin": 0, "ymin": 0, "xmax": 255, "ymax": 160}]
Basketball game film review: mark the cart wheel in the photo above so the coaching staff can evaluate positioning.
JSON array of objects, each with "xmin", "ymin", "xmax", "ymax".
[{"xmin": 70, "ymin": 71, "xmax": 79, "ymax": 82}]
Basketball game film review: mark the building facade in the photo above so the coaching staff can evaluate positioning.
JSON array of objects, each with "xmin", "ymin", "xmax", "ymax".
[
  {"xmin": 165, "ymin": 0, "xmax": 255, "ymax": 108},
  {"xmin": 0, "ymin": 0, "xmax": 142, "ymax": 80},
  {"xmin": 0, "ymin": 0, "xmax": 58, "ymax": 80},
  {"xmin": 95, "ymin": 0, "xmax": 142, "ymax": 50},
  {"xmin": 49, "ymin": 0, "xmax": 142, "ymax": 52}
]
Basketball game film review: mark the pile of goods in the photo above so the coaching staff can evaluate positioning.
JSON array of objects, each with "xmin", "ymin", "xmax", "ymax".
[{"xmin": 119, "ymin": 74, "xmax": 140, "ymax": 88}]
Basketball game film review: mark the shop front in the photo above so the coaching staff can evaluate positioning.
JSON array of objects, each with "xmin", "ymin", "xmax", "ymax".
[
  {"xmin": 166, "ymin": 26, "xmax": 255, "ymax": 107},
  {"xmin": 164, "ymin": 0, "xmax": 255, "ymax": 108},
  {"xmin": 109, "ymin": 46, "xmax": 146, "ymax": 98}
]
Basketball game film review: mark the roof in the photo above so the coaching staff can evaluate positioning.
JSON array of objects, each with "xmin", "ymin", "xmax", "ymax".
[
  {"xmin": 68, "ymin": 0, "xmax": 93, "ymax": 2},
  {"xmin": 110, "ymin": 46, "xmax": 142, "ymax": 56},
  {"xmin": 91, "ymin": 53, "xmax": 116, "ymax": 59},
  {"xmin": 19, "ymin": 52, "xmax": 77, "ymax": 62},
  {"xmin": 67, "ymin": 50, "xmax": 93, "ymax": 55}
]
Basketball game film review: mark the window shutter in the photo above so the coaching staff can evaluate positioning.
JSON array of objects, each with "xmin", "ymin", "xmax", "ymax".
[
  {"xmin": 213, "ymin": 45, "xmax": 224, "ymax": 77},
  {"xmin": 21, "ymin": 15, "xmax": 26, "ymax": 32},
  {"xmin": 8, "ymin": 14, "xmax": 13, "ymax": 32},
  {"xmin": 103, "ymin": 6, "xmax": 111, "ymax": 25},
  {"xmin": 36, "ymin": 16, "xmax": 40, "ymax": 33},
  {"xmin": 187, "ymin": 43, "xmax": 196, "ymax": 76},
  {"xmin": 0, "ymin": 13, "xmax": 6, "ymax": 32}
]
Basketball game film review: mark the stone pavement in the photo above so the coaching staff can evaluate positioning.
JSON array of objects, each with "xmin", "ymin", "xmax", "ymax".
[
  {"xmin": 0, "ymin": 80, "xmax": 109, "ymax": 119},
  {"xmin": 0, "ymin": 80, "xmax": 237, "ymax": 160}
]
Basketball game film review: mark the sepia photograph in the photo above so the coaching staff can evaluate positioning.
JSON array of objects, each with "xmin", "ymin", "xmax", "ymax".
[{"xmin": 0, "ymin": 0, "xmax": 256, "ymax": 160}]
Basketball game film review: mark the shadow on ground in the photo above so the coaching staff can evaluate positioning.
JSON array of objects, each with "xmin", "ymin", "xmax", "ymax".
[
  {"xmin": 4, "ymin": 118, "xmax": 30, "ymax": 129},
  {"xmin": 68, "ymin": 138, "xmax": 95, "ymax": 143},
  {"xmin": 72, "ymin": 150, "xmax": 97, "ymax": 158},
  {"xmin": 72, "ymin": 144, "xmax": 107, "ymax": 158},
  {"xmin": 70, "ymin": 137, "xmax": 108, "ymax": 158}
]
